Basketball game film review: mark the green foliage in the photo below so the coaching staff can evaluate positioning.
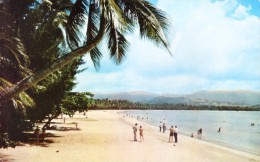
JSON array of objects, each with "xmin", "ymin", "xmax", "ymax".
[
  {"xmin": 89, "ymin": 99, "xmax": 257, "ymax": 111},
  {"xmin": 61, "ymin": 92, "xmax": 94, "ymax": 116},
  {"xmin": 0, "ymin": 0, "xmax": 171, "ymax": 102},
  {"xmin": 0, "ymin": 0, "xmax": 172, "ymax": 148},
  {"xmin": 27, "ymin": 59, "xmax": 84, "ymax": 122},
  {"xmin": 19, "ymin": 0, "xmax": 85, "ymax": 122}
]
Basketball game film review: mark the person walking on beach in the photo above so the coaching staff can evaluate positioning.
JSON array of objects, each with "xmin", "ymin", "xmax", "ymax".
[
  {"xmin": 133, "ymin": 123, "xmax": 138, "ymax": 141},
  {"xmin": 174, "ymin": 126, "xmax": 178, "ymax": 143},
  {"xmin": 169, "ymin": 126, "xmax": 174, "ymax": 143},
  {"xmin": 159, "ymin": 122, "xmax": 162, "ymax": 132},
  {"xmin": 139, "ymin": 126, "xmax": 144, "ymax": 142}
]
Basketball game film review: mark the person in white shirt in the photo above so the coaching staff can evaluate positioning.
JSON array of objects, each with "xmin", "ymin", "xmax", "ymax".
[{"xmin": 174, "ymin": 126, "xmax": 178, "ymax": 143}]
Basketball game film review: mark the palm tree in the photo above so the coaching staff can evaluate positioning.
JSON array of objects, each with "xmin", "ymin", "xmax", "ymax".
[
  {"xmin": 0, "ymin": 0, "xmax": 36, "ymax": 139},
  {"xmin": 0, "ymin": 0, "xmax": 171, "ymax": 103},
  {"xmin": 0, "ymin": 0, "xmax": 34, "ymax": 107}
]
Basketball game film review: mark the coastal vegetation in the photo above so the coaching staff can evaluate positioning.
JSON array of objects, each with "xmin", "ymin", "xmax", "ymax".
[
  {"xmin": 89, "ymin": 99, "xmax": 260, "ymax": 111},
  {"xmin": 0, "ymin": 0, "xmax": 171, "ymax": 148}
]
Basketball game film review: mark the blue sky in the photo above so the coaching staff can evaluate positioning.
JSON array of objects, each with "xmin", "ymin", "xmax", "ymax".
[{"xmin": 73, "ymin": 0, "xmax": 260, "ymax": 94}]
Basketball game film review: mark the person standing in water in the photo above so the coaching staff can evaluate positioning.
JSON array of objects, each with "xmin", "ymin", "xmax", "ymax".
[
  {"xmin": 197, "ymin": 128, "xmax": 202, "ymax": 139},
  {"xmin": 163, "ymin": 123, "xmax": 166, "ymax": 133}
]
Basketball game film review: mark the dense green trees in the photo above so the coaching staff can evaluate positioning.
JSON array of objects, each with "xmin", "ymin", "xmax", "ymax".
[
  {"xmin": 0, "ymin": 0, "xmax": 171, "ymax": 148},
  {"xmin": 0, "ymin": 0, "xmax": 84, "ymax": 143},
  {"xmin": 61, "ymin": 92, "xmax": 94, "ymax": 116},
  {"xmin": 19, "ymin": 0, "xmax": 87, "ymax": 125},
  {"xmin": 0, "ymin": 0, "xmax": 36, "ymax": 147},
  {"xmin": 0, "ymin": 0, "xmax": 171, "ymax": 103},
  {"xmin": 89, "ymin": 99, "xmax": 257, "ymax": 111}
]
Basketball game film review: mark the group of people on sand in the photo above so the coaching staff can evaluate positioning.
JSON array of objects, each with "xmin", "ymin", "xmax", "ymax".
[
  {"xmin": 34, "ymin": 126, "xmax": 46, "ymax": 142},
  {"xmin": 159, "ymin": 122, "xmax": 167, "ymax": 133},
  {"xmin": 133, "ymin": 123, "xmax": 144, "ymax": 142},
  {"xmin": 169, "ymin": 125, "xmax": 178, "ymax": 144},
  {"xmin": 133, "ymin": 123, "xmax": 178, "ymax": 145}
]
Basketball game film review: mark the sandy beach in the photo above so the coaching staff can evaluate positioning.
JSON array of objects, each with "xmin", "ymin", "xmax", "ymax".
[{"xmin": 1, "ymin": 110, "xmax": 260, "ymax": 162}]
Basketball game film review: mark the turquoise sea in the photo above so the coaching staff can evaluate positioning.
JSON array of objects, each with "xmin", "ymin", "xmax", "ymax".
[{"xmin": 119, "ymin": 110, "xmax": 260, "ymax": 156}]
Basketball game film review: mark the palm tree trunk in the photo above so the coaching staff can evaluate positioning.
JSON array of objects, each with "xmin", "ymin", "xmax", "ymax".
[{"xmin": 0, "ymin": 8, "xmax": 106, "ymax": 104}]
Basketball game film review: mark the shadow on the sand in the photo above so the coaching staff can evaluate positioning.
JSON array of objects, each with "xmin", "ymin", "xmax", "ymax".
[
  {"xmin": 19, "ymin": 132, "xmax": 62, "ymax": 147},
  {"xmin": 56, "ymin": 127, "xmax": 80, "ymax": 131},
  {"xmin": 0, "ymin": 154, "xmax": 15, "ymax": 162},
  {"xmin": 129, "ymin": 140, "xmax": 139, "ymax": 142},
  {"xmin": 20, "ymin": 126, "xmax": 81, "ymax": 148}
]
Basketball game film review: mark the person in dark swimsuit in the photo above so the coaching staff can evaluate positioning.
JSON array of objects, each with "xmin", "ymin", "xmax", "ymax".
[
  {"xmin": 169, "ymin": 126, "xmax": 174, "ymax": 143},
  {"xmin": 139, "ymin": 126, "xmax": 144, "ymax": 142}
]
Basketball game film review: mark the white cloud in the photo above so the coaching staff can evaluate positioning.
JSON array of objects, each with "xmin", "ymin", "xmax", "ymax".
[
  {"xmin": 232, "ymin": 4, "xmax": 251, "ymax": 19},
  {"xmin": 74, "ymin": 0, "xmax": 260, "ymax": 94},
  {"xmin": 157, "ymin": 0, "xmax": 260, "ymax": 75}
]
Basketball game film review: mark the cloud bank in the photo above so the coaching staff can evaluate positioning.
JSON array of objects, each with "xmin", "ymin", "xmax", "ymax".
[{"xmin": 74, "ymin": 0, "xmax": 260, "ymax": 94}]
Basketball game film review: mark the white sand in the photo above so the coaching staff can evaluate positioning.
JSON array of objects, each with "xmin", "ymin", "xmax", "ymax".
[{"xmin": 1, "ymin": 110, "xmax": 260, "ymax": 162}]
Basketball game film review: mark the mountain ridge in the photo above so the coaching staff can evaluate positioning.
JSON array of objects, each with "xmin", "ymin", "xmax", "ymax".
[{"xmin": 93, "ymin": 90, "xmax": 260, "ymax": 106}]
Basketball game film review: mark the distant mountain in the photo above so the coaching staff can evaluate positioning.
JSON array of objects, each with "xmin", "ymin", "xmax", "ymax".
[
  {"xmin": 186, "ymin": 90, "xmax": 260, "ymax": 106},
  {"xmin": 93, "ymin": 90, "xmax": 260, "ymax": 106},
  {"xmin": 148, "ymin": 96, "xmax": 190, "ymax": 104},
  {"xmin": 94, "ymin": 91, "xmax": 158, "ymax": 102}
]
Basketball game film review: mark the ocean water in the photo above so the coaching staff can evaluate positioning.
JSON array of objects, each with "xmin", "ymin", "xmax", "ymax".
[{"xmin": 120, "ymin": 110, "xmax": 260, "ymax": 156}]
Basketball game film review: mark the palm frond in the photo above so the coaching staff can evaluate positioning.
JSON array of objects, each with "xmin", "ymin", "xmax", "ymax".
[
  {"xmin": 18, "ymin": 92, "xmax": 35, "ymax": 107},
  {"xmin": 53, "ymin": 12, "xmax": 68, "ymax": 29},
  {"xmin": 106, "ymin": 11, "xmax": 129, "ymax": 64},
  {"xmin": 0, "ymin": 33, "xmax": 29, "ymax": 65},
  {"xmin": 89, "ymin": 47, "xmax": 102, "ymax": 70},
  {"xmin": 66, "ymin": 0, "xmax": 89, "ymax": 49},
  {"xmin": 106, "ymin": 0, "xmax": 134, "ymax": 33},
  {"xmin": 51, "ymin": 0, "xmax": 73, "ymax": 11},
  {"xmin": 52, "ymin": 11, "xmax": 69, "ymax": 47},
  {"xmin": 0, "ymin": 78, "xmax": 35, "ymax": 108},
  {"xmin": 0, "ymin": 33, "xmax": 31, "ymax": 76},
  {"xmin": 118, "ymin": 0, "xmax": 171, "ymax": 53},
  {"xmin": 86, "ymin": 2, "xmax": 102, "ymax": 70}
]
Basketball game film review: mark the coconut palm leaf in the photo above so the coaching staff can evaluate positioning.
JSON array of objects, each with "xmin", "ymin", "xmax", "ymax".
[
  {"xmin": 86, "ymin": 1, "xmax": 102, "ymax": 70},
  {"xmin": 106, "ymin": 11, "xmax": 129, "ymax": 64},
  {"xmin": 106, "ymin": 0, "xmax": 134, "ymax": 33},
  {"xmin": 53, "ymin": 11, "xmax": 68, "ymax": 36},
  {"xmin": 0, "ymin": 33, "xmax": 29, "ymax": 65},
  {"xmin": 0, "ymin": 78, "xmax": 34, "ymax": 108},
  {"xmin": 0, "ymin": 33, "xmax": 31, "ymax": 77},
  {"xmin": 0, "ymin": 0, "xmax": 172, "ymax": 103},
  {"xmin": 66, "ymin": 0, "xmax": 89, "ymax": 49},
  {"xmin": 117, "ymin": 0, "xmax": 171, "ymax": 52}
]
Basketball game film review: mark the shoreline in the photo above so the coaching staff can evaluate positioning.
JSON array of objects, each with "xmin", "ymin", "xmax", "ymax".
[
  {"xmin": 1, "ymin": 110, "xmax": 260, "ymax": 162},
  {"xmin": 114, "ymin": 110, "xmax": 260, "ymax": 159},
  {"xmin": 141, "ymin": 120, "xmax": 260, "ymax": 157},
  {"xmin": 118, "ymin": 109, "xmax": 260, "ymax": 157}
]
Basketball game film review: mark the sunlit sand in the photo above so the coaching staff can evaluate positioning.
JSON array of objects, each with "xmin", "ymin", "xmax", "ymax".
[{"xmin": 1, "ymin": 111, "xmax": 259, "ymax": 162}]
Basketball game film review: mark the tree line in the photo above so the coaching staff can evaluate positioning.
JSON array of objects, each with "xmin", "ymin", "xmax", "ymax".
[{"xmin": 89, "ymin": 99, "xmax": 259, "ymax": 111}]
